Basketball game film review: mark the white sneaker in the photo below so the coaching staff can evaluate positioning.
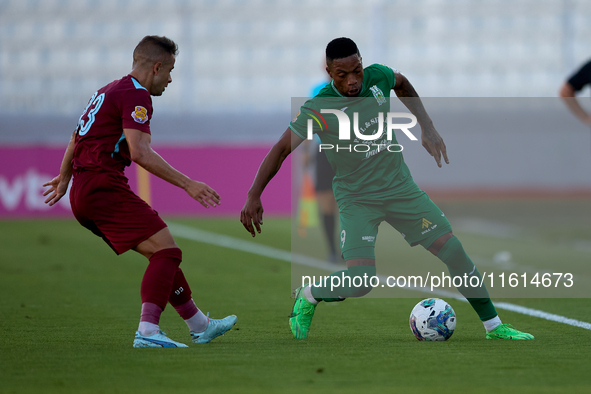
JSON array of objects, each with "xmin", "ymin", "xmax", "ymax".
[
  {"xmin": 191, "ymin": 314, "xmax": 237, "ymax": 343},
  {"xmin": 133, "ymin": 330, "xmax": 188, "ymax": 348}
]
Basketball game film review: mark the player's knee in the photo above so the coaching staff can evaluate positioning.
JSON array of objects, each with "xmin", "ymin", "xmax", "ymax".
[
  {"xmin": 427, "ymin": 232, "xmax": 454, "ymax": 255},
  {"xmin": 435, "ymin": 236, "xmax": 470, "ymax": 269},
  {"xmin": 150, "ymin": 247, "xmax": 183, "ymax": 264},
  {"xmin": 135, "ymin": 229, "xmax": 179, "ymax": 260},
  {"xmin": 154, "ymin": 237, "xmax": 179, "ymax": 252}
]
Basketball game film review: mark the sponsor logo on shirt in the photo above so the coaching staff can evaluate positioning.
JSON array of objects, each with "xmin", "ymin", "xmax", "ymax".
[
  {"xmin": 132, "ymin": 106, "xmax": 148, "ymax": 124},
  {"xmin": 301, "ymin": 107, "xmax": 328, "ymax": 133},
  {"xmin": 420, "ymin": 218, "xmax": 438, "ymax": 235},
  {"xmin": 361, "ymin": 235, "xmax": 375, "ymax": 242}
]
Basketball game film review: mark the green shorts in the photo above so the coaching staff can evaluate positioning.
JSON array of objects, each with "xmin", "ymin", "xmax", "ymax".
[{"xmin": 338, "ymin": 186, "xmax": 452, "ymax": 261}]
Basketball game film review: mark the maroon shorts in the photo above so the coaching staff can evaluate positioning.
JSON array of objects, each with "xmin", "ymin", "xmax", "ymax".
[{"xmin": 70, "ymin": 170, "xmax": 167, "ymax": 255}]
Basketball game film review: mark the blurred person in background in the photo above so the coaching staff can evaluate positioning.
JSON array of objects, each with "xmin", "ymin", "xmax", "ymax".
[{"xmin": 560, "ymin": 59, "xmax": 591, "ymax": 126}]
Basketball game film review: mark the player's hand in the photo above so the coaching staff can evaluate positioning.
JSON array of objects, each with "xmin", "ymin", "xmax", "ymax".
[
  {"xmin": 421, "ymin": 124, "xmax": 449, "ymax": 168},
  {"xmin": 185, "ymin": 180, "xmax": 220, "ymax": 208},
  {"xmin": 42, "ymin": 175, "xmax": 69, "ymax": 206},
  {"xmin": 240, "ymin": 195, "xmax": 264, "ymax": 237}
]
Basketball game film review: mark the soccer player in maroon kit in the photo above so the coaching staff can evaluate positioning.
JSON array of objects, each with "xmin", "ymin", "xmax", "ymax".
[{"xmin": 43, "ymin": 36, "xmax": 237, "ymax": 348}]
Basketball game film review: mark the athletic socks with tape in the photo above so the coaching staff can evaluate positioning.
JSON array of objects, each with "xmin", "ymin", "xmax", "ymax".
[
  {"xmin": 174, "ymin": 299, "xmax": 209, "ymax": 333},
  {"xmin": 138, "ymin": 302, "xmax": 162, "ymax": 336},
  {"xmin": 141, "ymin": 248, "xmax": 182, "ymax": 310},
  {"xmin": 138, "ymin": 248, "xmax": 182, "ymax": 333},
  {"xmin": 310, "ymin": 265, "xmax": 377, "ymax": 302},
  {"xmin": 436, "ymin": 236, "xmax": 498, "ymax": 321}
]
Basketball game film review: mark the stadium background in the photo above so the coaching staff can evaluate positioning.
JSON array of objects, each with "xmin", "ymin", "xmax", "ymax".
[
  {"xmin": 1, "ymin": 0, "xmax": 591, "ymax": 218},
  {"xmin": 2, "ymin": 2, "xmax": 591, "ymax": 392}
]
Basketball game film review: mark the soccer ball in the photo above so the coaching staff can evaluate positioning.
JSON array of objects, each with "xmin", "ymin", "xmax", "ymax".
[{"xmin": 409, "ymin": 298, "xmax": 456, "ymax": 341}]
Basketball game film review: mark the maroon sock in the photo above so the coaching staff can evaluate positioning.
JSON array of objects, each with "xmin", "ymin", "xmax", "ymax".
[
  {"xmin": 174, "ymin": 299, "xmax": 199, "ymax": 320},
  {"xmin": 169, "ymin": 268, "xmax": 193, "ymax": 307},
  {"xmin": 140, "ymin": 248, "xmax": 182, "ymax": 310},
  {"xmin": 140, "ymin": 302, "xmax": 163, "ymax": 325}
]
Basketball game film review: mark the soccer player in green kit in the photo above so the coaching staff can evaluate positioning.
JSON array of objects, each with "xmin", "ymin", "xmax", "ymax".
[{"xmin": 240, "ymin": 37, "xmax": 533, "ymax": 340}]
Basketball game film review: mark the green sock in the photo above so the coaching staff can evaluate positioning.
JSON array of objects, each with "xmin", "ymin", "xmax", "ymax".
[
  {"xmin": 310, "ymin": 266, "xmax": 377, "ymax": 302},
  {"xmin": 436, "ymin": 236, "xmax": 498, "ymax": 321}
]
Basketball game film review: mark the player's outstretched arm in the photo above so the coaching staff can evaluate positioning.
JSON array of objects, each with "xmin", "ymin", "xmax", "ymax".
[
  {"xmin": 559, "ymin": 82, "xmax": 591, "ymax": 125},
  {"xmin": 393, "ymin": 72, "xmax": 449, "ymax": 168},
  {"xmin": 43, "ymin": 131, "xmax": 76, "ymax": 206},
  {"xmin": 124, "ymin": 128, "xmax": 220, "ymax": 208},
  {"xmin": 240, "ymin": 128, "xmax": 304, "ymax": 237}
]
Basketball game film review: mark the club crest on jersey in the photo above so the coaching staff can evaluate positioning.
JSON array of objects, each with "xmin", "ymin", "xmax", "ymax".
[
  {"xmin": 370, "ymin": 85, "xmax": 386, "ymax": 106},
  {"xmin": 132, "ymin": 106, "xmax": 148, "ymax": 124}
]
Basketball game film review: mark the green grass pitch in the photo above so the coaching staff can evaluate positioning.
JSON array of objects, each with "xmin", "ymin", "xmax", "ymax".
[{"xmin": 1, "ymin": 200, "xmax": 591, "ymax": 393}]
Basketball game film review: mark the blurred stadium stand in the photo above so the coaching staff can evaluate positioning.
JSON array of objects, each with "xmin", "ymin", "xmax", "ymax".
[
  {"xmin": 1, "ymin": 0, "xmax": 590, "ymax": 120},
  {"xmin": 0, "ymin": 0, "xmax": 590, "ymax": 218}
]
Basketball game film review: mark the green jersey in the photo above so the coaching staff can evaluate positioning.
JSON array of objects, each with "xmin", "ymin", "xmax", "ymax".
[{"xmin": 289, "ymin": 64, "xmax": 416, "ymax": 203}]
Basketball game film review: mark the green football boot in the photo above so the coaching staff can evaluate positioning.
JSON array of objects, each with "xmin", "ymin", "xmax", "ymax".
[
  {"xmin": 486, "ymin": 324, "xmax": 534, "ymax": 340},
  {"xmin": 289, "ymin": 286, "xmax": 317, "ymax": 339}
]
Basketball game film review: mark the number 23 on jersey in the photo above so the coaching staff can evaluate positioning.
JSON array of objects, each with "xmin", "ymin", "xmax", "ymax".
[{"xmin": 77, "ymin": 91, "xmax": 106, "ymax": 136}]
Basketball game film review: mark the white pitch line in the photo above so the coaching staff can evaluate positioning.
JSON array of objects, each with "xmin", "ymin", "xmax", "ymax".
[
  {"xmin": 168, "ymin": 221, "xmax": 591, "ymax": 332},
  {"xmin": 493, "ymin": 302, "xmax": 591, "ymax": 330}
]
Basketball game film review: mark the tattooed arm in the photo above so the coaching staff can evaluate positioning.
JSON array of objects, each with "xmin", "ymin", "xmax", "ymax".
[{"xmin": 393, "ymin": 72, "xmax": 449, "ymax": 168}]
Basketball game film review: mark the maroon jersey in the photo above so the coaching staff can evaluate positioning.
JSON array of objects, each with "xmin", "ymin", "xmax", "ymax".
[{"xmin": 72, "ymin": 75, "xmax": 153, "ymax": 174}]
